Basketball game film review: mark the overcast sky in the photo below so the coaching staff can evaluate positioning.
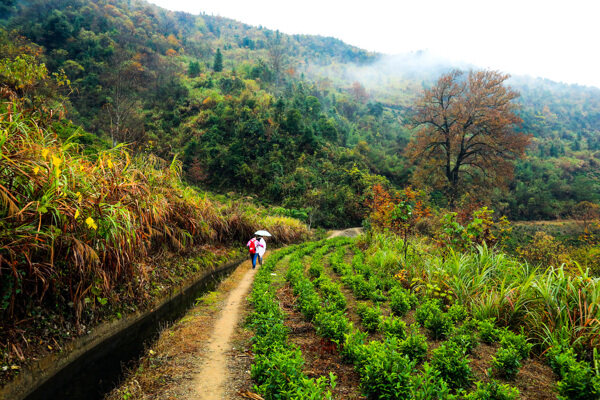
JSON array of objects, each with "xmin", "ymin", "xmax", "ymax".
[{"xmin": 148, "ymin": 0, "xmax": 600, "ymax": 88}]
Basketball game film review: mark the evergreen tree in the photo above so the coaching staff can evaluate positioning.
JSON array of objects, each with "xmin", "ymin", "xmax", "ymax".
[
  {"xmin": 213, "ymin": 48, "xmax": 223, "ymax": 72},
  {"xmin": 188, "ymin": 60, "xmax": 201, "ymax": 77}
]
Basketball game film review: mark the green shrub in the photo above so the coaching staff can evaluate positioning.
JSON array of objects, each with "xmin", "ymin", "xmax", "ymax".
[
  {"xmin": 308, "ymin": 261, "xmax": 324, "ymax": 278},
  {"xmin": 408, "ymin": 362, "xmax": 458, "ymax": 400},
  {"xmin": 381, "ymin": 316, "xmax": 407, "ymax": 340},
  {"xmin": 500, "ymin": 329, "xmax": 532, "ymax": 360},
  {"xmin": 389, "ymin": 286, "xmax": 411, "ymax": 317},
  {"xmin": 431, "ymin": 342, "xmax": 473, "ymax": 390},
  {"xmin": 447, "ymin": 303, "xmax": 468, "ymax": 323},
  {"xmin": 424, "ymin": 307, "xmax": 453, "ymax": 340},
  {"xmin": 356, "ymin": 302, "xmax": 382, "ymax": 333},
  {"xmin": 314, "ymin": 309, "xmax": 351, "ymax": 342},
  {"xmin": 252, "ymin": 346, "xmax": 304, "ymax": 394},
  {"xmin": 358, "ymin": 341, "xmax": 416, "ymax": 399},
  {"xmin": 343, "ymin": 274, "xmax": 376, "ymax": 300},
  {"xmin": 449, "ymin": 330, "xmax": 478, "ymax": 354},
  {"xmin": 554, "ymin": 355, "xmax": 600, "ymax": 400},
  {"xmin": 464, "ymin": 380, "xmax": 520, "ymax": 400},
  {"xmin": 338, "ymin": 330, "xmax": 368, "ymax": 364},
  {"xmin": 398, "ymin": 330, "xmax": 429, "ymax": 363},
  {"xmin": 491, "ymin": 347, "xmax": 521, "ymax": 380},
  {"xmin": 415, "ymin": 298, "xmax": 442, "ymax": 325},
  {"xmin": 477, "ymin": 318, "xmax": 501, "ymax": 344},
  {"xmin": 546, "ymin": 343, "xmax": 578, "ymax": 377}
]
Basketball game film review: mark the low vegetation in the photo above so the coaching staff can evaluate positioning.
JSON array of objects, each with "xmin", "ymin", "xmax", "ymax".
[{"xmin": 247, "ymin": 226, "xmax": 599, "ymax": 399}]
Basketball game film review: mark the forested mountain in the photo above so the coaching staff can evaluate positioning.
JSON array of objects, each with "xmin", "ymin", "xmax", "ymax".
[{"xmin": 2, "ymin": 0, "xmax": 599, "ymax": 225}]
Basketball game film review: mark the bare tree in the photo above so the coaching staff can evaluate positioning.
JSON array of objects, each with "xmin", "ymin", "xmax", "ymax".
[
  {"xmin": 102, "ymin": 51, "xmax": 147, "ymax": 147},
  {"xmin": 267, "ymin": 31, "xmax": 287, "ymax": 85}
]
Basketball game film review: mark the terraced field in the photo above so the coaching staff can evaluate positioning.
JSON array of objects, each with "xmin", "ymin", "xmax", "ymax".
[{"xmin": 246, "ymin": 237, "xmax": 579, "ymax": 400}]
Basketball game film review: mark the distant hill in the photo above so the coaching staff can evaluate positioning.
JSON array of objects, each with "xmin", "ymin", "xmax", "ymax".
[{"xmin": 2, "ymin": 0, "xmax": 599, "ymax": 222}]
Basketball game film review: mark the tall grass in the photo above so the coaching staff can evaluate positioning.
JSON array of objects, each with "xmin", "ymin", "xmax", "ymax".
[{"xmin": 363, "ymin": 233, "xmax": 600, "ymax": 358}]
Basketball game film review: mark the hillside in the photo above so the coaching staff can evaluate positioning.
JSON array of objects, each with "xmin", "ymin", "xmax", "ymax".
[{"xmin": 2, "ymin": 0, "xmax": 599, "ymax": 225}]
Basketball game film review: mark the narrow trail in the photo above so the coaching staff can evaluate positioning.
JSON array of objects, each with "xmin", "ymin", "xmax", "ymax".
[
  {"xmin": 192, "ymin": 258, "xmax": 257, "ymax": 400},
  {"xmin": 327, "ymin": 227, "xmax": 363, "ymax": 239}
]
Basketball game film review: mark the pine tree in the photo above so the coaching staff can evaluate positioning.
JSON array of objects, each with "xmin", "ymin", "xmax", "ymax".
[
  {"xmin": 213, "ymin": 48, "xmax": 223, "ymax": 72},
  {"xmin": 188, "ymin": 60, "xmax": 200, "ymax": 77}
]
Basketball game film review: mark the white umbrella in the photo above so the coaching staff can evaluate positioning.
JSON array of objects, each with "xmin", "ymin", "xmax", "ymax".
[{"xmin": 254, "ymin": 230, "xmax": 272, "ymax": 237}]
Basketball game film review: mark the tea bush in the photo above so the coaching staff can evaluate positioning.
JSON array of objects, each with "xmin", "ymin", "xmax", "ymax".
[
  {"xmin": 491, "ymin": 346, "xmax": 522, "ymax": 380},
  {"xmin": 356, "ymin": 302, "xmax": 382, "ymax": 333},
  {"xmin": 500, "ymin": 329, "xmax": 532, "ymax": 360},
  {"xmin": 424, "ymin": 307, "xmax": 453, "ymax": 340},
  {"xmin": 464, "ymin": 380, "xmax": 520, "ymax": 400},
  {"xmin": 431, "ymin": 341, "xmax": 473, "ymax": 390},
  {"xmin": 415, "ymin": 299, "xmax": 441, "ymax": 323},
  {"xmin": 408, "ymin": 363, "xmax": 458, "ymax": 400},
  {"xmin": 380, "ymin": 316, "xmax": 407, "ymax": 340},
  {"xmin": 357, "ymin": 341, "xmax": 416, "ymax": 400},
  {"xmin": 314, "ymin": 309, "xmax": 352, "ymax": 342},
  {"xmin": 447, "ymin": 303, "xmax": 468, "ymax": 323},
  {"xmin": 477, "ymin": 318, "xmax": 501, "ymax": 344},
  {"xmin": 397, "ymin": 329, "xmax": 429, "ymax": 363},
  {"xmin": 556, "ymin": 360, "xmax": 600, "ymax": 400},
  {"xmin": 389, "ymin": 286, "xmax": 412, "ymax": 317}
]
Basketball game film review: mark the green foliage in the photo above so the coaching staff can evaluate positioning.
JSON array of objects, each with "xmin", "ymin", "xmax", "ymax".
[
  {"xmin": 491, "ymin": 347, "xmax": 522, "ymax": 380},
  {"xmin": 389, "ymin": 286, "xmax": 411, "ymax": 317},
  {"xmin": 464, "ymin": 380, "xmax": 520, "ymax": 400},
  {"xmin": 249, "ymin": 246, "xmax": 335, "ymax": 400},
  {"xmin": 314, "ymin": 309, "xmax": 351, "ymax": 342},
  {"xmin": 424, "ymin": 307, "xmax": 453, "ymax": 340},
  {"xmin": 380, "ymin": 316, "xmax": 407, "ymax": 340},
  {"xmin": 431, "ymin": 342, "xmax": 473, "ymax": 390},
  {"xmin": 397, "ymin": 329, "xmax": 428, "ymax": 363},
  {"xmin": 408, "ymin": 363, "xmax": 458, "ymax": 400},
  {"xmin": 415, "ymin": 298, "xmax": 442, "ymax": 325},
  {"xmin": 556, "ymin": 360, "xmax": 600, "ymax": 400},
  {"xmin": 477, "ymin": 319, "xmax": 501, "ymax": 344},
  {"xmin": 447, "ymin": 303, "xmax": 468, "ymax": 323},
  {"xmin": 356, "ymin": 302, "xmax": 382, "ymax": 333},
  {"xmin": 357, "ymin": 341, "xmax": 416, "ymax": 400},
  {"xmin": 500, "ymin": 329, "xmax": 532, "ymax": 360}
]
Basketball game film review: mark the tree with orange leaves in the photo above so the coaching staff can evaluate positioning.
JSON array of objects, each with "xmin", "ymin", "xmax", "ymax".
[
  {"xmin": 407, "ymin": 70, "xmax": 530, "ymax": 208},
  {"xmin": 367, "ymin": 184, "xmax": 431, "ymax": 256}
]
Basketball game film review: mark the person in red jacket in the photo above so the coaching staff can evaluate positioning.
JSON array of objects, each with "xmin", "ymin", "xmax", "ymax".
[{"xmin": 247, "ymin": 236, "xmax": 264, "ymax": 269}]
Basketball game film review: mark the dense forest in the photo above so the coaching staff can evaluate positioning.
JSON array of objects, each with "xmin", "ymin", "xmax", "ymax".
[{"xmin": 2, "ymin": 0, "xmax": 599, "ymax": 227}]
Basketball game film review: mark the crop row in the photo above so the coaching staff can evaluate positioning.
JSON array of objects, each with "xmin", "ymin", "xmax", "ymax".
[
  {"xmin": 251, "ymin": 237, "xmax": 599, "ymax": 399},
  {"xmin": 291, "ymin": 238, "xmax": 533, "ymax": 399},
  {"xmin": 337, "ymin": 240, "xmax": 600, "ymax": 399},
  {"xmin": 247, "ymin": 243, "xmax": 336, "ymax": 399}
]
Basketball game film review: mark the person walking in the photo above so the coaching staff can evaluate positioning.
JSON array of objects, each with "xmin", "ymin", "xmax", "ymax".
[
  {"xmin": 246, "ymin": 236, "xmax": 260, "ymax": 269},
  {"xmin": 256, "ymin": 236, "xmax": 266, "ymax": 266}
]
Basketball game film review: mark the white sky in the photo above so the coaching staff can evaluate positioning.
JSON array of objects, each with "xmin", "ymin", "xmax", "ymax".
[{"xmin": 148, "ymin": 0, "xmax": 600, "ymax": 88}]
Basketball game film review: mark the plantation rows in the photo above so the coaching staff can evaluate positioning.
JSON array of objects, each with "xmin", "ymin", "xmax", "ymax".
[{"xmin": 247, "ymin": 238, "xmax": 599, "ymax": 399}]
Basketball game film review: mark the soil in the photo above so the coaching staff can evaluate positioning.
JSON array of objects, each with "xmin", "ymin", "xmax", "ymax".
[
  {"xmin": 277, "ymin": 284, "xmax": 365, "ymax": 399},
  {"xmin": 191, "ymin": 262, "xmax": 257, "ymax": 399},
  {"xmin": 105, "ymin": 259, "xmax": 257, "ymax": 400}
]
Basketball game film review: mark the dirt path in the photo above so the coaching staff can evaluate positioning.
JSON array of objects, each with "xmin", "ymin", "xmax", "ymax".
[
  {"xmin": 327, "ymin": 227, "xmax": 363, "ymax": 239},
  {"xmin": 191, "ymin": 260, "xmax": 257, "ymax": 400}
]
